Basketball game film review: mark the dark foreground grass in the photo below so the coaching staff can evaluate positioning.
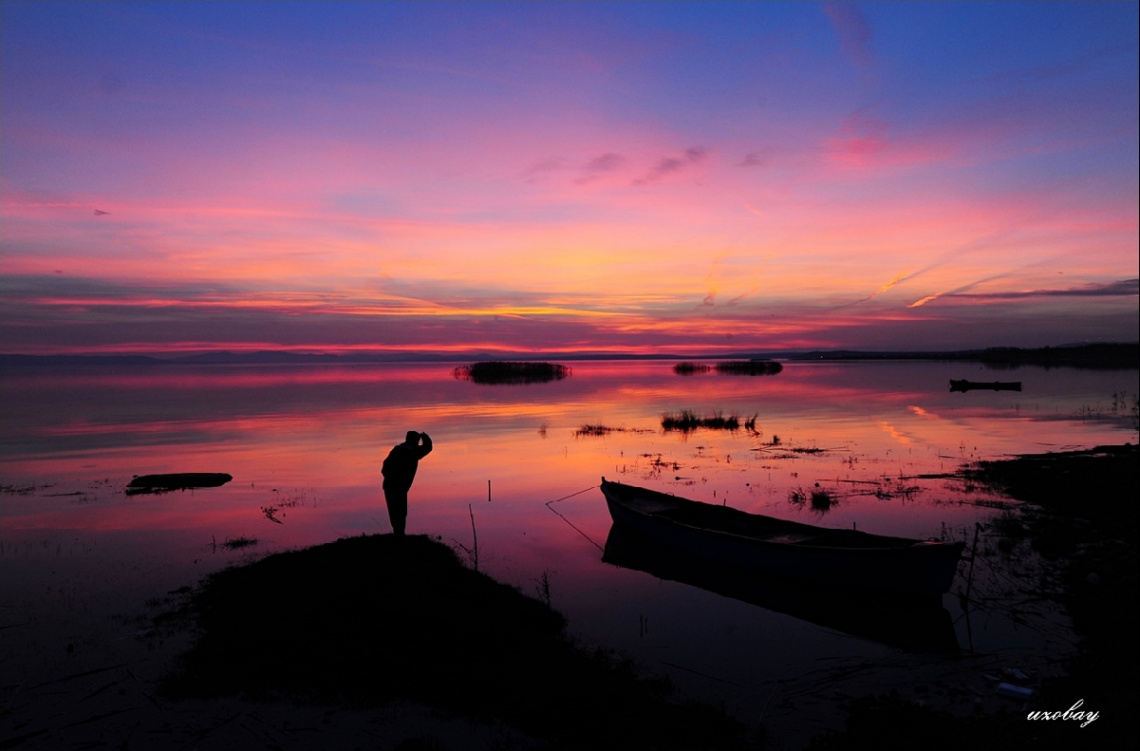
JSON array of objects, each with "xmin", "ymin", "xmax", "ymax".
[
  {"xmin": 811, "ymin": 444, "xmax": 1138, "ymax": 751},
  {"xmin": 963, "ymin": 444, "xmax": 1138, "ymax": 746},
  {"xmin": 160, "ymin": 534, "xmax": 751, "ymax": 750}
]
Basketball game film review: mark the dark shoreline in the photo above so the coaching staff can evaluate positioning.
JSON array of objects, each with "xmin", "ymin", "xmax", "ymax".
[
  {"xmin": 158, "ymin": 534, "xmax": 753, "ymax": 751},
  {"xmin": 812, "ymin": 444, "xmax": 1138, "ymax": 750}
]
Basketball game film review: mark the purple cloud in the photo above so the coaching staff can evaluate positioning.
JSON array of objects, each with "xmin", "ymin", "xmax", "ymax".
[
  {"xmin": 575, "ymin": 152, "xmax": 627, "ymax": 184},
  {"xmin": 953, "ymin": 278, "xmax": 1139, "ymax": 300},
  {"xmin": 634, "ymin": 146, "xmax": 708, "ymax": 185},
  {"xmin": 823, "ymin": 3, "xmax": 873, "ymax": 68}
]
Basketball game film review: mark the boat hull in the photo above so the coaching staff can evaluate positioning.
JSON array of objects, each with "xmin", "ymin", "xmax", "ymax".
[{"xmin": 600, "ymin": 479, "xmax": 964, "ymax": 598}]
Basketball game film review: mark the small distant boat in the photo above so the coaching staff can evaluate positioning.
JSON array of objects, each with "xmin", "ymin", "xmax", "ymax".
[
  {"xmin": 600, "ymin": 479, "xmax": 964, "ymax": 598},
  {"xmin": 949, "ymin": 379, "xmax": 1022, "ymax": 392}
]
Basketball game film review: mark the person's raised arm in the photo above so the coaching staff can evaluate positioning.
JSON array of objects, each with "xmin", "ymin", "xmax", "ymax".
[{"xmin": 418, "ymin": 432, "xmax": 433, "ymax": 457}]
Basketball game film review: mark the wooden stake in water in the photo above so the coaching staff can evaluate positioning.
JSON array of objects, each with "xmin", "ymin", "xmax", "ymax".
[
  {"xmin": 468, "ymin": 503, "xmax": 479, "ymax": 571},
  {"xmin": 488, "ymin": 479, "xmax": 491, "ymax": 502}
]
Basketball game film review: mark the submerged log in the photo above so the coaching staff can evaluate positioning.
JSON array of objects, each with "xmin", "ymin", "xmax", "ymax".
[{"xmin": 127, "ymin": 473, "xmax": 233, "ymax": 494}]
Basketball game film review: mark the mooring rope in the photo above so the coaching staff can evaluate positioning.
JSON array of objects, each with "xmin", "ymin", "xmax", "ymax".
[
  {"xmin": 544, "ymin": 484, "xmax": 600, "ymax": 506},
  {"xmin": 544, "ymin": 484, "xmax": 604, "ymax": 552}
]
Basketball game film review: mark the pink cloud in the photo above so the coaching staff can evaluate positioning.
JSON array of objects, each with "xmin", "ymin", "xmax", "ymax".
[{"xmin": 822, "ymin": 110, "xmax": 974, "ymax": 173}]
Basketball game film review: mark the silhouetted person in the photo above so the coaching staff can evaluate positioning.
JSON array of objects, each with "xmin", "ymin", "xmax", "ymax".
[{"xmin": 382, "ymin": 431, "xmax": 432, "ymax": 536}]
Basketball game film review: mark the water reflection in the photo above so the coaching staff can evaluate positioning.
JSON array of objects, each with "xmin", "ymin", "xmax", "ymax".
[
  {"xmin": 602, "ymin": 524, "xmax": 959, "ymax": 653},
  {"xmin": 0, "ymin": 359, "xmax": 1135, "ymax": 736}
]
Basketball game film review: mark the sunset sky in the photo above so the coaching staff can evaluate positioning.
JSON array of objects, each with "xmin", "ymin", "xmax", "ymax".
[{"xmin": 2, "ymin": 2, "xmax": 1137, "ymax": 357}]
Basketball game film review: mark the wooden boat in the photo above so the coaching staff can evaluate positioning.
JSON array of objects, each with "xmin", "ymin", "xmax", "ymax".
[
  {"xmin": 949, "ymin": 379, "xmax": 1022, "ymax": 392},
  {"xmin": 600, "ymin": 478, "xmax": 964, "ymax": 598}
]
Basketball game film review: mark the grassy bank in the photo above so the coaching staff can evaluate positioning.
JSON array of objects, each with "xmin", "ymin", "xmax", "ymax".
[
  {"xmin": 964, "ymin": 444, "xmax": 1137, "ymax": 745},
  {"xmin": 159, "ymin": 534, "xmax": 752, "ymax": 750}
]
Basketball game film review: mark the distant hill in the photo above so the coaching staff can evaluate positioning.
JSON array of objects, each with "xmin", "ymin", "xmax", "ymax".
[
  {"xmin": 2, "ymin": 343, "xmax": 1136, "ymax": 369},
  {"xmin": 0, "ymin": 353, "xmax": 166, "ymax": 367}
]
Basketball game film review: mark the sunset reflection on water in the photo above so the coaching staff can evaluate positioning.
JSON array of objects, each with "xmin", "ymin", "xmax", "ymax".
[
  {"xmin": 3, "ymin": 358, "xmax": 1135, "ymax": 571},
  {"xmin": 2, "ymin": 359, "xmax": 1136, "ymax": 732}
]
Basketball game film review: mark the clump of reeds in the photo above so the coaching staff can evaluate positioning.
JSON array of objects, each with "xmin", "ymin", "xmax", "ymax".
[
  {"xmin": 673, "ymin": 362, "xmax": 712, "ymax": 375},
  {"xmin": 788, "ymin": 484, "xmax": 837, "ymax": 514},
  {"xmin": 810, "ymin": 487, "xmax": 834, "ymax": 512},
  {"xmin": 452, "ymin": 361, "xmax": 572, "ymax": 385},
  {"xmin": 715, "ymin": 359, "xmax": 783, "ymax": 376},
  {"xmin": 661, "ymin": 410, "xmax": 740, "ymax": 432}
]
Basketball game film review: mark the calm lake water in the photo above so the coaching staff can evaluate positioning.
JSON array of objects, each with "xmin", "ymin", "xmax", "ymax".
[{"xmin": 2, "ymin": 359, "xmax": 1137, "ymax": 743}]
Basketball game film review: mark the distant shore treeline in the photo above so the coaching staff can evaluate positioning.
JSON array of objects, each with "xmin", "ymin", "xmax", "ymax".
[
  {"xmin": 785, "ymin": 343, "xmax": 1138, "ymax": 369},
  {"xmin": 1, "ymin": 343, "xmax": 1136, "ymax": 369}
]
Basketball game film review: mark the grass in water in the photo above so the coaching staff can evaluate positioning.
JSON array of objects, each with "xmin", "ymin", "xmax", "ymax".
[
  {"xmin": 715, "ymin": 359, "xmax": 783, "ymax": 376},
  {"xmin": 575, "ymin": 424, "xmax": 617, "ymax": 437},
  {"xmin": 661, "ymin": 410, "xmax": 741, "ymax": 432},
  {"xmin": 673, "ymin": 362, "xmax": 712, "ymax": 375},
  {"xmin": 789, "ymin": 485, "xmax": 837, "ymax": 514}
]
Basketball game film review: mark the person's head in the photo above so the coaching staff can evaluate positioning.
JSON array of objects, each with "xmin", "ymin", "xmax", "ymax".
[{"xmin": 405, "ymin": 430, "xmax": 420, "ymax": 445}]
